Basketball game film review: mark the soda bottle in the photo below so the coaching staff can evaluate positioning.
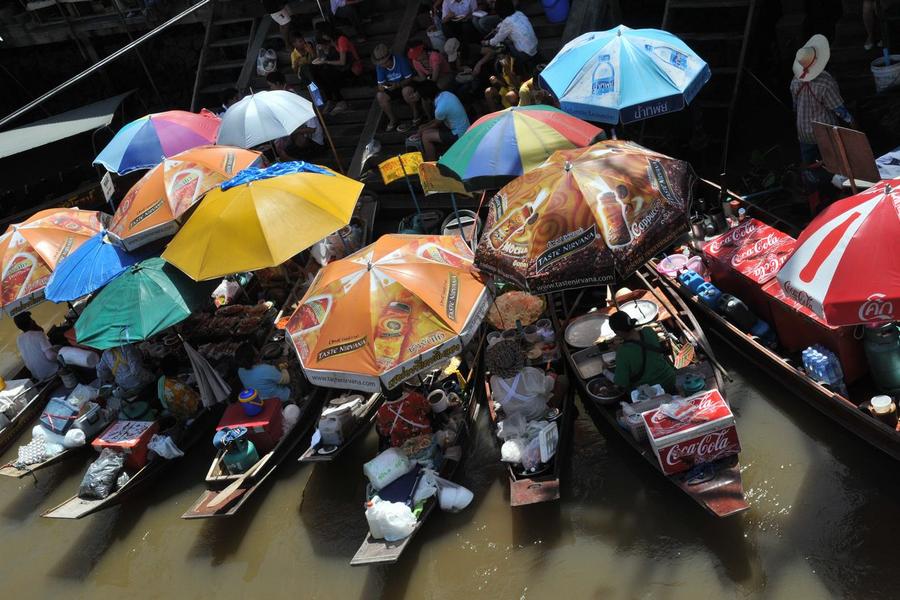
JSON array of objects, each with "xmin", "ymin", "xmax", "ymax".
[
  {"xmin": 591, "ymin": 54, "xmax": 615, "ymax": 96},
  {"xmin": 597, "ymin": 191, "xmax": 632, "ymax": 248},
  {"xmin": 374, "ymin": 299, "xmax": 413, "ymax": 370},
  {"xmin": 488, "ymin": 203, "xmax": 533, "ymax": 250},
  {"xmin": 644, "ymin": 44, "xmax": 688, "ymax": 70}
]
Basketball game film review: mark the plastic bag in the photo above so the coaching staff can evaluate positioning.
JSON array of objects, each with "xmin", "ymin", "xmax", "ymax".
[
  {"xmin": 212, "ymin": 279, "xmax": 241, "ymax": 307},
  {"xmin": 67, "ymin": 383, "xmax": 99, "ymax": 408},
  {"xmin": 16, "ymin": 437, "xmax": 46, "ymax": 466},
  {"xmin": 78, "ymin": 448, "xmax": 126, "ymax": 500},
  {"xmin": 434, "ymin": 475, "xmax": 473, "ymax": 512},
  {"xmin": 63, "ymin": 428, "xmax": 86, "ymax": 448},
  {"xmin": 411, "ymin": 469, "xmax": 439, "ymax": 504},
  {"xmin": 500, "ymin": 438, "xmax": 525, "ymax": 463},
  {"xmin": 363, "ymin": 447, "xmax": 413, "ymax": 491},
  {"xmin": 257, "ymin": 48, "xmax": 277, "ymax": 76},
  {"xmin": 147, "ymin": 435, "xmax": 184, "ymax": 459},
  {"xmin": 369, "ymin": 500, "xmax": 417, "ymax": 541},
  {"xmin": 497, "ymin": 413, "xmax": 527, "ymax": 440},
  {"xmin": 490, "ymin": 367, "xmax": 553, "ymax": 421}
]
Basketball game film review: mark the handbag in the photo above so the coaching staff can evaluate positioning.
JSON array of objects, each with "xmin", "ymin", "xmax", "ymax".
[{"xmin": 41, "ymin": 398, "xmax": 79, "ymax": 435}]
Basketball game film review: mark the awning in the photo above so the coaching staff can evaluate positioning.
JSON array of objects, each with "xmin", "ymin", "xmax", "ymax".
[{"xmin": 0, "ymin": 91, "xmax": 133, "ymax": 159}]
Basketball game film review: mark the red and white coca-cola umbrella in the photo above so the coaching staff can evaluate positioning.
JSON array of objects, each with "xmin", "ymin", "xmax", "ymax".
[{"xmin": 776, "ymin": 179, "xmax": 900, "ymax": 325}]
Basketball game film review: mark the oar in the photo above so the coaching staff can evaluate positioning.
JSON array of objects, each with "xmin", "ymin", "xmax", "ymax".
[{"xmin": 206, "ymin": 451, "xmax": 274, "ymax": 510}]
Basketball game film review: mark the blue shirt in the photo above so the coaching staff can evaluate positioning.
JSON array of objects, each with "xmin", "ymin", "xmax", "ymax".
[
  {"xmin": 376, "ymin": 55, "xmax": 414, "ymax": 86},
  {"xmin": 238, "ymin": 364, "xmax": 291, "ymax": 402},
  {"xmin": 434, "ymin": 91, "xmax": 470, "ymax": 137}
]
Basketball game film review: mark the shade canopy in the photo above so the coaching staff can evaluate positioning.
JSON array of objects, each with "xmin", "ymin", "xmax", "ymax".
[{"xmin": 216, "ymin": 90, "xmax": 315, "ymax": 148}]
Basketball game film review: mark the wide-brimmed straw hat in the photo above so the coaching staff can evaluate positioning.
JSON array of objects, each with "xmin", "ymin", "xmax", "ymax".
[{"xmin": 793, "ymin": 34, "xmax": 830, "ymax": 82}]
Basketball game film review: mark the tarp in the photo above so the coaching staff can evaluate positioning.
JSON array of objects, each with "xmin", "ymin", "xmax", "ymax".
[{"xmin": 0, "ymin": 92, "xmax": 132, "ymax": 159}]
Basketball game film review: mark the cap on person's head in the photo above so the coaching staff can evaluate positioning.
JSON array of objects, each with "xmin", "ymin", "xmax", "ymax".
[
  {"xmin": 372, "ymin": 43, "xmax": 391, "ymax": 64},
  {"xmin": 609, "ymin": 310, "xmax": 636, "ymax": 335},
  {"xmin": 12, "ymin": 311, "xmax": 33, "ymax": 332},
  {"xmin": 444, "ymin": 38, "xmax": 460, "ymax": 63},
  {"xmin": 793, "ymin": 34, "xmax": 830, "ymax": 81}
]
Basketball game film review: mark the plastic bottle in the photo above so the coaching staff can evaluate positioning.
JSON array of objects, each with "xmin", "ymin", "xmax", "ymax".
[
  {"xmin": 592, "ymin": 54, "xmax": 615, "ymax": 95},
  {"xmin": 644, "ymin": 44, "xmax": 688, "ymax": 69},
  {"xmin": 365, "ymin": 496, "xmax": 386, "ymax": 540}
]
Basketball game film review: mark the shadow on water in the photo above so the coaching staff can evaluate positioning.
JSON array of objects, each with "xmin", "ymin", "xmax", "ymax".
[
  {"xmin": 1, "ymin": 456, "xmax": 90, "ymax": 521},
  {"xmin": 187, "ymin": 485, "xmax": 264, "ymax": 566}
]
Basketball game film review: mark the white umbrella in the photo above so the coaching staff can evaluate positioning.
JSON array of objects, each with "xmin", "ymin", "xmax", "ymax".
[
  {"xmin": 216, "ymin": 90, "xmax": 315, "ymax": 148},
  {"xmin": 183, "ymin": 341, "xmax": 231, "ymax": 407}
]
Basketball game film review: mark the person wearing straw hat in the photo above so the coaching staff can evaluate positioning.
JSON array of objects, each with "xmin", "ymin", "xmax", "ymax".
[{"xmin": 789, "ymin": 35, "xmax": 854, "ymax": 171}]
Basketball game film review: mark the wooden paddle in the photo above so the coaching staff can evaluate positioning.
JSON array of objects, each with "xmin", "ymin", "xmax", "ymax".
[{"xmin": 205, "ymin": 451, "xmax": 274, "ymax": 510}]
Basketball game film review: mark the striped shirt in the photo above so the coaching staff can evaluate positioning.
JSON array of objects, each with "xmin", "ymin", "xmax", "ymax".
[{"xmin": 790, "ymin": 71, "xmax": 848, "ymax": 144}]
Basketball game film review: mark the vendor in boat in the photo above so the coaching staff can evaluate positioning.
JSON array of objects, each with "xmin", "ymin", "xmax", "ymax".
[
  {"xmin": 157, "ymin": 354, "xmax": 201, "ymax": 421},
  {"xmin": 607, "ymin": 311, "xmax": 676, "ymax": 393},
  {"xmin": 13, "ymin": 311, "xmax": 59, "ymax": 382},
  {"xmin": 375, "ymin": 381, "xmax": 432, "ymax": 448},
  {"xmin": 97, "ymin": 343, "xmax": 155, "ymax": 395},
  {"xmin": 235, "ymin": 343, "xmax": 291, "ymax": 402}
]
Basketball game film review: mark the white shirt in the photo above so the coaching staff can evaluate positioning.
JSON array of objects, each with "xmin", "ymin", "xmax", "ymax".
[
  {"xmin": 16, "ymin": 330, "xmax": 58, "ymax": 381},
  {"xmin": 330, "ymin": 0, "xmax": 346, "ymax": 13},
  {"xmin": 489, "ymin": 11, "xmax": 538, "ymax": 57},
  {"xmin": 442, "ymin": 0, "xmax": 476, "ymax": 20},
  {"xmin": 304, "ymin": 117, "xmax": 325, "ymax": 146}
]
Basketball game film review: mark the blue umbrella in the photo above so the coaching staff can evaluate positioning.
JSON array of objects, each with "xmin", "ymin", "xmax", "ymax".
[
  {"xmin": 45, "ymin": 231, "xmax": 155, "ymax": 302},
  {"xmin": 541, "ymin": 26, "xmax": 711, "ymax": 125}
]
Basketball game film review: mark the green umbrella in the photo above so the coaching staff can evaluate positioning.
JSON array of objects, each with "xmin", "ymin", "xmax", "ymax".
[{"xmin": 75, "ymin": 257, "xmax": 215, "ymax": 350}]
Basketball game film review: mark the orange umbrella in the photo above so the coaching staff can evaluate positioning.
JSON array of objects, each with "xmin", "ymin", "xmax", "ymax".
[
  {"xmin": 108, "ymin": 145, "xmax": 262, "ymax": 250},
  {"xmin": 286, "ymin": 234, "xmax": 490, "ymax": 393},
  {"xmin": 0, "ymin": 208, "xmax": 104, "ymax": 313}
]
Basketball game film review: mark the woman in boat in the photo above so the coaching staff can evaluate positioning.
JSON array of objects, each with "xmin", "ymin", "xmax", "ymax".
[
  {"xmin": 97, "ymin": 343, "xmax": 155, "ymax": 396},
  {"xmin": 608, "ymin": 311, "xmax": 676, "ymax": 393},
  {"xmin": 157, "ymin": 354, "xmax": 201, "ymax": 421},
  {"xmin": 375, "ymin": 381, "xmax": 432, "ymax": 448},
  {"xmin": 235, "ymin": 343, "xmax": 291, "ymax": 403},
  {"xmin": 13, "ymin": 311, "xmax": 59, "ymax": 382}
]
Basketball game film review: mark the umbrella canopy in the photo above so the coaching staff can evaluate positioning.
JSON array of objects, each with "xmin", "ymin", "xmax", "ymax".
[
  {"xmin": 216, "ymin": 90, "xmax": 316, "ymax": 148},
  {"xmin": 0, "ymin": 208, "xmax": 104, "ymax": 313},
  {"xmin": 45, "ymin": 231, "xmax": 155, "ymax": 303},
  {"xmin": 475, "ymin": 140, "xmax": 692, "ymax": 293},
  {"xmin": 162, "ymin": 161, "xmax": 363, "ymax": 281},
  {"xmin": 286, "ymin": 234, "xmax": 490, "ymax": 393},
  {"xmin": 541, "ymin": 26, "xmax": 710, "ymax": 124},
  {"xmin": 94, "ymin": 110, "xmax": 221, "ymax": 174},
  {"xmin": 108, "ymin": 145, "xmax": 262, "ymax": 251},
  {"xmin": 776, "ymin": 179, "xmax": 900, "ymax": 325},
  {"xmin": 74, "ymin": 257, "xmax": 216, "ymax": 350},
  {"xmin": 437, "ymin": 105, "xmax": 602, "ymax": 191}
]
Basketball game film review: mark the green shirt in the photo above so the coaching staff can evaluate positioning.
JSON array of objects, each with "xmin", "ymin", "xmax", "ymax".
[{"xmin": 613, "ymin": 328, "xmax": 676, "ymax": 392}]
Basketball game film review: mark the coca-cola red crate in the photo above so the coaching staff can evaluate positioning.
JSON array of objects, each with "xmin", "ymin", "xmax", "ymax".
[
  {"xmin": 216, "ymin": 399, "xmax": 284, "ymax": 453},
  {"xmin": 641, "ymin": 389, "xmax": 740, "ymax": 476},
  {"xmin": 762, "ymin": 279, "xmax": 867, "ymax": 383},
  {"xmin": 702, "ymin": 218, "xmax": 796, "ymax": 322},
  {"xmin": 92, "ymin": 420, "xmax": 159, "ymax": 471}
]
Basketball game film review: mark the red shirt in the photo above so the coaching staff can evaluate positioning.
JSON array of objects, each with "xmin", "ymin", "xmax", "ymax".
[{"xmin": 376, "ymin": 391, "xmax": 432, "ymax": 447}]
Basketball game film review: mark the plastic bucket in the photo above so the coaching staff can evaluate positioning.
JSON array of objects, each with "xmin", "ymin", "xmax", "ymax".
[
  {"xmin": 541, "ymin": 0, "xmax": 569, "ymax": 23},
  {"xmin": 239, "ymin": 388, "xmax": 264, "ymax": 416},
  {"xmin": 871, "ymin": 55, "xmax": 900, "ymax": 93}
]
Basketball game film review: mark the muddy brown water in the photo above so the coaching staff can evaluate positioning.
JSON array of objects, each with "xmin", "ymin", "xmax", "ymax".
[{"xmin": 1, "ymin": 340, "xmax": 899, "ymax": 599}]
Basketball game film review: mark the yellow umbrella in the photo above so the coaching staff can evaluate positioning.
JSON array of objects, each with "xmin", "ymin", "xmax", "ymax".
[{"xmin": 162, "ymin": 162, "xmax": 363, "ymax": 280}]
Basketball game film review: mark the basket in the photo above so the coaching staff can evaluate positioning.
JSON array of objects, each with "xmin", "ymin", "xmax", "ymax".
[{"xmin": 871, "ymin": 55, "xmax": 900, "ymax": 93}]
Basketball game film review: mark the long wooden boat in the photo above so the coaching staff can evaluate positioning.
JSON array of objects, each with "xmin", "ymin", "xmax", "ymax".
[
  {"xmin": 652, "ymin": 255, "xmax": 900, "ymax": 462},
  {"xmin": 41, "ymin": 405, "xmax": 222, "ymax": 520},
  {"xmin": 0, "ymin": 376, "xmax": 63, "ymax": 457},
  {"xmin": 350, "ymin": 339, "xmax": 484, "ymax": 566},
  {"xmin": 181, "ymin": 389, "xmax": 327, "ymax": 519},
  {"xmin": 482, "ymin": 330, "xmax": 576, "ymax": 507},
  {"xmin": 553, "ymin": 274, "xmax": 749, "ymax": 518},
  {"xmin": 298, "ymin": 392, "xmax": 383, "ymax": 463}
]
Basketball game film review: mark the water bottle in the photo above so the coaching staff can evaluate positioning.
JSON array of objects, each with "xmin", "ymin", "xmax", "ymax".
[{"xmin": 591, "ymin": 54, "xmax": 615, "ymax": 96}]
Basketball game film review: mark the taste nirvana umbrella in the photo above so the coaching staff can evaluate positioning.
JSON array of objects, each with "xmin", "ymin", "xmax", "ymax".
[
  {"xmin": 285, "ymin": 234, "xmax": 490, "ymax": 393},
  {"xmin": 475, "ymin": 140, "xmax": 693, "ymax": 293}
]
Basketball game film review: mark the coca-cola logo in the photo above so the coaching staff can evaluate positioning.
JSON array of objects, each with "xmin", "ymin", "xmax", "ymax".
[
  {"xmin": 750, "ymin": 254, "xmax": 784, "ymax": 281},
  {"xmin": 707, "ymin": 220, "xmax": 758, "ymax": 254},
  {"xmin": 664, "ymin": 430, "xmax": 736, "ymax": 466},
  {"xmin": 731, "ymin": 233, "xmax": 780, "ymax": 266},
  {"xmin": 858, "ymin": 293, "xmax": 894, "ymax": 322},
  {"xmin": 649, "ymin": 392, "xmax": 724, "ymax": 427},
  {"xmin": 783, "ymin": 280, "xmax": 814, "ymax": 310}
]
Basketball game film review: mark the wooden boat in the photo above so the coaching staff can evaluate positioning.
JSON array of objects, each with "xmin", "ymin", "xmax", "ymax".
[
  {"xmin": 41, "ymin": 405, "xmax": 222, "ymax": 520},
  {"xmin": 652, "ymin": 255, "xmax": 900, "ymax": 462},
  {"xmin": 482, "ymin": 318, "xmax": 576, "ymax": 506},
  {"xmin": 350, "ymin": 340, "xmax": 484, "ymax": 566},
  {"xmin": 181, "ymin": 389, "xmax": 327, "ymax": 519},
  {"xmin": 298, "ymin": 392, "xmax": 383, "ymax": 463},
  {"xmin": 553, "ymin": 273, "xmax": 749, "ymax": 518},
  {"xmin": 0, "ymin": 376, "xmax": 63, "ymax": 457}
]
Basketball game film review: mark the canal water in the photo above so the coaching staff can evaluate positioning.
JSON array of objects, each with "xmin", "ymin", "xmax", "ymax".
[{"xmin": 0, "ymin": 340, "xmax": 898, "ymax": 599}]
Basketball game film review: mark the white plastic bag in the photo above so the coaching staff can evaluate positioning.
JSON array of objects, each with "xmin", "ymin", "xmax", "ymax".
[
  {"xmin": 497, "ymin": 412, "xmax": 527, "ymax": 440},
  {"xmin": 256, "ymin": 48, "xmax": 278, "ymax": 76},
  {"xmin": 212, "ymin": 279, "xmax": 241, "ymax": 307},
  {"xmin": 500, "ymin": 438, "xmax": 525, "ymax": 463},
  {"xmin": 491, "ymin": 367, "xmax": 553, "ymax": 421},
  {"xmin": 363, "ymin": 447, "xmax": 412, "ymax": 490},
  {"xmin": 411, "ymin": 469, "xmax": 439, "ymax": 504},
  {"xmin": 66, "ymin": 383, "xmax": 99, "ymax": 409},
  {"xmin": 434, "ymin": 475, "xmax": 473, "ymax": 512},
  {"xmin": 147, "ymin": 435, "xmax": 184, "ymax": 459},
  {"xmin": 370, "ymin": 500, "xmax": 417, "ymax": 541}
]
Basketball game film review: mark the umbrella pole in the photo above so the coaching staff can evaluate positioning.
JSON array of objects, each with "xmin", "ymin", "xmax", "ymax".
[
  {"xmin": 450, "ymin": 191, "xmax": 465, "ymax": 245},
  {"xmin": 397, "ymin": 155, "xmax": 422, "ymax": 218},
  {"xmin": 313, "ymin": 98, "xmax": 345, "ymax": 175}
]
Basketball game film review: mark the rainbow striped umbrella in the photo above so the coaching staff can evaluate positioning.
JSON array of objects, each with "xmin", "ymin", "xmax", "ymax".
[
  {"xmin": 94, "ymin": 110, "xmax": 221, "ymax": 174},
  {"xmin": 437, "ymin": 105, "xmax": 602, "ymax": 191}
]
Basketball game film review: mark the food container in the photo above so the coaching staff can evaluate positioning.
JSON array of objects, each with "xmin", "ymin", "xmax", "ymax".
[
  {"xmin": 93, "ymin": 420, "xmax": 159, "ymax": 470},
  {"xmin": 586, "ymin": 379, "xmax": 624, "ymax": 405},
  {"xmin": 869, "ymin": 395, "xmax": 898, "ymax": 428},
  {"xmin": 217, "ymin": 399, "xmax": 284, "ymax": 453}
]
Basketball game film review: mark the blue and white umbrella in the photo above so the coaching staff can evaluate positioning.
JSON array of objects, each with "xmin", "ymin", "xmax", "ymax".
[{"xmin": 541, "ymin": 26, "xmax": 711, "ymax": 125}]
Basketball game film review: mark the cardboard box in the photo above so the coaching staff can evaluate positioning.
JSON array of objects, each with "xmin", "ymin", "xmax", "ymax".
[
  {"xmin": 762, "ymin": 279, "xmax": 867, "ymax": 383},
  {"xmin": 642, "ymin": 389, "xmax": 740, "ymax": 475},
  {"xmin": 703, "ymin": 218, "xmax": 796, "ymax": 322},
  {"xmin": 217, "ymin": 399, "xmax": 284, "ymax": 453},
  {"xmin": 92, "ymin": 420, "xmax": 159, "ymax": 471}
]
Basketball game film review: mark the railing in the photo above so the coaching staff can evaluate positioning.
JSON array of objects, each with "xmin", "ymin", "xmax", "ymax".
[{"xmin": 0, "ymin": 0, "xmax": 211, "ymax": 130}]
